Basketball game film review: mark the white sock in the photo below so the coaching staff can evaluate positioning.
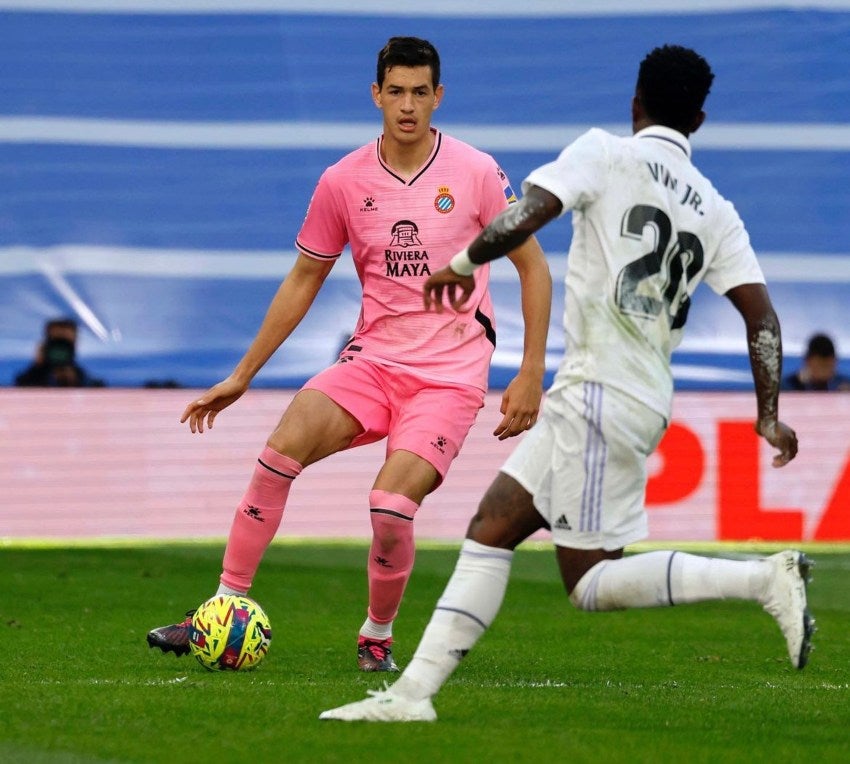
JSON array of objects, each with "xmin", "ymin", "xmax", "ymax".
[
  {"xmin": 215, "ymin": 583, "xmax": 247, "ymax": 597},
  {"xmin": 670, "ymin": 552, "xmax": 769, "ymax": 604},
  {"xmin": 570, "ymin": 551, "xmax": 770, "ymax": 611},
  {"xmin": 393, "ymin": 539, "xmax": 513, "ymax": 701},
  {"xmin": 359, "ymin": 617, "xmax": 393, "ymax": 641}
]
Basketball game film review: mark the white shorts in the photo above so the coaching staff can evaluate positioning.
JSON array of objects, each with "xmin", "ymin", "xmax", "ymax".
[{"xmin": 500, "ymin": 381, "xmax": 667, "ymax": 551}]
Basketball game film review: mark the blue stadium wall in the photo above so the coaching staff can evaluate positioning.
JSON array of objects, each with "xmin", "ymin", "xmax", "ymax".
[{"xmin": 1, "ymin": 1, "xmax": 849, "ymax": 390}]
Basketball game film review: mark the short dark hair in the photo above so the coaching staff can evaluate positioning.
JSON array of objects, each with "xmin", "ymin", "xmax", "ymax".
[
  {"xmin": 45, "ymin": 317, "xmax": 78, "ymax": 337},
  {"xmin": 806, "ymin": 333, "xmax": 836, "ymax": 359},
  {"xmin": 636, "ymin": 45, "xmax": 714, "ymax": 134},
  {"xmin": 376, "ymin": 36, "xmax": 441, "ymax": 89}
]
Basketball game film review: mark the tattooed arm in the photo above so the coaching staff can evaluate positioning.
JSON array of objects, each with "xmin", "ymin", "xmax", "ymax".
[
  {"xmin": 475, "ymin": 186, "xmax": 563, "ymax": 261},
  {"xmin": 726, "ymin": 283, "xmax": 799, "ymax": 467},
  {"xmin": 423, "ymin": 186, "xmax": 562, "ymax": 312}
]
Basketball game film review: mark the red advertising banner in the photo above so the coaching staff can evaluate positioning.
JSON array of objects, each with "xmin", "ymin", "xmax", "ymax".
[
  {"xmin": 1, "ymin": 389, "xmax": 847, "ymax": 542},
  {"xmin": 646, "ymin": 394, "xmax": 849, "ymax": 542}
]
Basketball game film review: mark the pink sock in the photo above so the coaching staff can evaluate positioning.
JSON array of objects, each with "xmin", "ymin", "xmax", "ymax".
[
  {"xmin": 220, "ymin": 446, "xmax": 302, "ymax": 592},
  {"xmin": 366, "ymin": 490, "xmax": 419, "ymax": 624}
]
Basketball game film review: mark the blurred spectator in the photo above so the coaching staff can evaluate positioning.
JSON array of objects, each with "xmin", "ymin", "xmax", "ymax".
[
  {"xmin": 14, "ymin": 318, "xmax": 105, "ymax": 387},
  {"xmin": 782, "ymin": 333, "xmax": 850, "ymax": 391},
  {"xmin": 143, "ymin": 379, "xmax": 183, "ymax": 389}
]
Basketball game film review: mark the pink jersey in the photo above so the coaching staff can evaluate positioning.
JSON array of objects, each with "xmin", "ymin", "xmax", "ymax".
[{"xmin": 296, "ymin": 129, "xmax": 515, "ymax": 391}]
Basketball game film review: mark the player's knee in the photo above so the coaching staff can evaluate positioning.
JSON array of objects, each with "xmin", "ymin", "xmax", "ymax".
[
  {"xmin": 371, "ymin": 522, "xmax": 405, "ymax": 552},
  {"xmin": 373, "ymin": 529, "xmax": 399, "ymax": 552},
  {"xmin": 465, "ymin": 495, "xmax": 506, "ymax": 546},
  {"xmin": 268, "ymin": 395, "xmax": 360, "ymax": 464},
  {"xmin": 472, "ymin": 492, "xmax": 500, "ymax": 525},
  {"xmin": 370, "ymin": 507, "xmax": 414, "ymax": 554},
  {"xmin": 467, "ymin": 480, "xmax": 544, "ymax": 549}
]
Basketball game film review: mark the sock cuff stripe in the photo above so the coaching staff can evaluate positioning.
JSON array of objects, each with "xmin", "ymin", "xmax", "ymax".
[
  {"xmin": 368, "ymin": 489, "xmax": 420, "ymax": 516},
  {"xmin": 667, "ymin": 551, "xmax": 677, "ymax": 606},
  {"xmin": 461, "ymin": 549, "xmax": 513, "ymax": 562},
  {"xmin": 257, "ymin": 458, "xmax": 297, "ymax": 479},
  {"xmin": 460, "ymin": 539, "xmax": 513, "ymax": 561},
  {"xmin": 370, "ymin": 507, "xmax": 415, "ymax": 521},
  {"xmin": 435, "ymin": 605, "xmax": 487, "ymax": 631}
]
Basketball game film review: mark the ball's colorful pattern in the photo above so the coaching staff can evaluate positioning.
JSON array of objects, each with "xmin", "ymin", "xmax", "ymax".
[{"xmin": 189, "ymin": 595, "xmax": 272, "ymax": 671}]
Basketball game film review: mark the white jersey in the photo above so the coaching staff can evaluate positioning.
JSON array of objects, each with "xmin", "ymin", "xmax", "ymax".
[{"xmin": 524, "ymin": 125, "xmax": 765, "ymax": 420}]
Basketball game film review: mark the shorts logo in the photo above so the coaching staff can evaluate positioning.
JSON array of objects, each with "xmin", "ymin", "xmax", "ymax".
[
  {"xmin": 431, "ymin": 435, "xmax": 448, "ymax": 454},
  {"xmin": 554, "ymin": 514, "xmax": 572, "ymax": 530},
  {"xmin": 434, "ymin": 186, "xmax": 455, "ymax": 214},
  {"xmin": 360, "ymin": 196, "xmax": 378, "ymax": 213}
]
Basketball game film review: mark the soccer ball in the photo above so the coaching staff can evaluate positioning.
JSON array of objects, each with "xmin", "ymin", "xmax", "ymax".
[{"xmin": 189, "ymin": 595, "xmax": 272, "ymax": 671}]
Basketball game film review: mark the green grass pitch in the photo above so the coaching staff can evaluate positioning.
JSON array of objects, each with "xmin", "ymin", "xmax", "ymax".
[{"xmin": 1, "ymin": 541, "xmax": 848, "ymax": 763}]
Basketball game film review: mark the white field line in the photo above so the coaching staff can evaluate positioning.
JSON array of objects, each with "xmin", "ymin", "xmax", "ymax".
[
  {"xmin": 2, "ymin": 118, "xmax": 850, "ymax": 152},
  {"xmin": 2, "ymin": 245, "xmax": 849, "ymax": 284}
]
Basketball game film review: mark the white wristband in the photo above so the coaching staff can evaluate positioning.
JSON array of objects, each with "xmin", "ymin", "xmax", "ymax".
[{"xmin": 449, "ymin": 247, "xmax": 479, "ymax": 276}]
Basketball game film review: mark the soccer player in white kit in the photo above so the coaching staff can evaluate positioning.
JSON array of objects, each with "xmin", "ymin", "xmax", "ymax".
[
  {"xmin": 321, "ymin": 45, "xmax": 813, "ymax": 722},
  {"xmin": 146, "ymin": 37, "xmax": 551, "ymax": 671}
]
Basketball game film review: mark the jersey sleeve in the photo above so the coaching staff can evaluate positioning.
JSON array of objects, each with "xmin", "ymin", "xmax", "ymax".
[
  {"xmin": 521, "ymin": 128, "xmax": 611, "ymax": 216},
  {"xmin": 478, "ymin": 160, "xmax": 516, "ymax": 227},
  {"xmin": 295, "ymin": 169, "xmax": 347, "ymax": 262},
  {"xmin": 702, "ymin": 198, "xmax": 766, "ymax": 295}
]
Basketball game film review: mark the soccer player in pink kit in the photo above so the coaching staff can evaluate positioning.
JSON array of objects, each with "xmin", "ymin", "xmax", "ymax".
[
  {"xmin": 321, "ymin": 45, "xmax": 812, "ymax": 722},
  {"xmin": 146, "ymin": 37, "xmax": 551, "ymax": 671}
]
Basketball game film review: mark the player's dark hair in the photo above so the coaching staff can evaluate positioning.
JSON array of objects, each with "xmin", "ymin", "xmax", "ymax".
[
  {"xmin": 806, "ymin": 333, "xmax": 836, "ymax": 359},
  {"xmin": 637, "ymin": 45, "xmax": 714, "ymax": 134},
  {"xmin": 376, "ymin": 36, "xmax": 440, "ymax": 89},
  {"xmin": 45, "ymin": 317, "xmax": 78, "ymax": 337}
]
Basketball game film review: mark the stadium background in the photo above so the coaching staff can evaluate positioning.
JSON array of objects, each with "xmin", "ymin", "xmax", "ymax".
[{"xmin": 1, "ymin": 1, "xmax": 848, "ymax": 542}]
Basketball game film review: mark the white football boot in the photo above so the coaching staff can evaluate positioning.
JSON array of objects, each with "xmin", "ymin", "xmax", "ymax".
[
  {"xmin": 320, "ymin": 686, "xmax": 437, "ymax": 722},
  {"xmin": 761, "ymin": 550, "xmax": 815, "ymax": 669}
]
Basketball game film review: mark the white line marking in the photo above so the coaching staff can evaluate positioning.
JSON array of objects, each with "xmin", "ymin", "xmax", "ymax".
[
  {"xmin": 2, "ymin": 246, "xmax": 848, "ymax": 283},
  {"xmin": 3, "ymin": 118, "xmax": 850, "ymax": 152}
]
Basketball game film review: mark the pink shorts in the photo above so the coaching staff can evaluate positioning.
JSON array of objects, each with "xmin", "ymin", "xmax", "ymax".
[{"xmin": 302, "ymin": 356, "xmax": 485, "ymax": 483}]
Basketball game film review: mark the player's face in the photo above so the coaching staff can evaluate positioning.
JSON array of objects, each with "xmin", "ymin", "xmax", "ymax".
[
  {"xmin": 807, "ymin": 355, "xmax": 837, "ymax": 384},
  {"xmin": 372, "ymin": 65, "xmax": 443, "ymax": 147}
]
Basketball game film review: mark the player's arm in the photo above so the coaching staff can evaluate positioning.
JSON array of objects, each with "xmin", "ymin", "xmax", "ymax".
[
  {"xmin": 181, "ymin": 254, "xmax": 335, "ymax": 433},
  {"xmin": 493, "ymin": 236, "xmax": 552, "ymax": 439},
  {"xmin": 423, "ymin": 185, "xmax": 562, "ymax": 311},
  {"xmin": 725, "ymin": 282, "xmax": 798, "ymax": 467}
]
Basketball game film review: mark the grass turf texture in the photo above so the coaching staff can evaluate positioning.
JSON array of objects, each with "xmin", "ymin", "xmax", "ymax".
[{"xmin": 1, "ymin": 542, "xmax": 848, "ymax": 763}]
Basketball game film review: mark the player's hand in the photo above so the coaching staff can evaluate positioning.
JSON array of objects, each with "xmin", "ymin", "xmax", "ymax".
[
  {"xmin": 493, "ymin": 369, "xmax": 543, "ymax": 440},
  {"xmin": 423, "ymin": 266, "xmax": 475, "ymax": 313},
  {"xmin": 755, "ymin": 418, "xmax": 798, "ymax": 467},
  {"xmin": 181, "ymin": 376, "xmax": 249, "ymax": 433}
]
